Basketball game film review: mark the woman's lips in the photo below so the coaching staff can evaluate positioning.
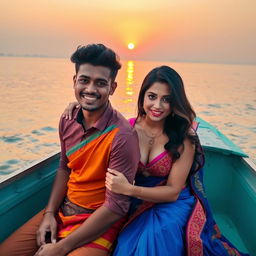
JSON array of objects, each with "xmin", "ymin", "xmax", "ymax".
[{"xmin": 150, "ymin": 110, "xmax": 163, "ymax": 117}]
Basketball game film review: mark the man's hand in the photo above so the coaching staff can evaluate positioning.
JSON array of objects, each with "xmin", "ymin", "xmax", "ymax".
[
  {"xmin": 36, "ymin": 213, "xmax": 57, "ymax": 246},
  {"xmin": 34, "ymin": 243, "xmax": 66, "ymax": 256}
]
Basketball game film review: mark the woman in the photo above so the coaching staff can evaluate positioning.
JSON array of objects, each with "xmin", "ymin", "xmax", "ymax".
[{"xmin": 64, "ymin": 66, "xmax": 249, "ymax": 256}]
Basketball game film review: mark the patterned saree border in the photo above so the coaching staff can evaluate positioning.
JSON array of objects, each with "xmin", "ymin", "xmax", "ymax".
[
  {"xmin": 186, "ymin": 199, "xmax": 206, "ymax": 256},
  {"xmin": 212, "ymin": 225, "xmax": 243, "ymax": 256},
  {"xmin": 66, "ymin": 124, "xmax": 117, "ymax": 157}
]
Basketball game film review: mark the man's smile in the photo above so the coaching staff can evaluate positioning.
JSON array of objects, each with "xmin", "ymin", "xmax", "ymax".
[{"xmin": 80, "ymin": 92, "xmax": 100, "ymax": 102}]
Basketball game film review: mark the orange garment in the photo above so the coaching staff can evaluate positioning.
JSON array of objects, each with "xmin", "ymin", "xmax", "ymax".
[
  {"xmin": 66, "ymin": 124, "xmax": 119, "ymax": 210},
  {"xmin": 57, "ymin": 211, "xmax": 126, "ymax": 252}
]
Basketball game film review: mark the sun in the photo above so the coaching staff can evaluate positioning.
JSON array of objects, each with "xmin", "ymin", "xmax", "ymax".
[{"xmin": 127, "ymin": 43, "xmax": 135, "ymax": 50}]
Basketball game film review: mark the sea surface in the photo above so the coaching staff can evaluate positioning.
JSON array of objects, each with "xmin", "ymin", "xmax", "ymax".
[{"xmin": 0, "ymin": 57, "xmax": 255, "ymax": 178}]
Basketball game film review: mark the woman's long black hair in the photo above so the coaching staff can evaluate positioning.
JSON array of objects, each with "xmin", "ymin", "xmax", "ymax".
[{"xmin": 137, "ymin": 66, "xmax": 197, "ymax": 160}]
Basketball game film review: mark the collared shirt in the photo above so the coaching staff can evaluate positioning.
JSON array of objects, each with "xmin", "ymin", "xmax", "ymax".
[{"xmin": 59, "ymin": 102, "xmax": 140, "ymax": 216}]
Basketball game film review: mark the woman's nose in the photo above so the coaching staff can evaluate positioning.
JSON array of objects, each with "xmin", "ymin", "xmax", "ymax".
[{"xmin": 154, "ymin": 99, "xmax": 161, "ymax": 108}]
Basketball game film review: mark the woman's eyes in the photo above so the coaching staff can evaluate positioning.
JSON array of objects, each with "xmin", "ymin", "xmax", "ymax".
[
  {"xmin": 148, "ymin": 94, "xmax": 170, "ymax": 103},
  {"xmin": 148, "ymin": 94, "xmax": 156, "ymax": 100},
  {"xmin": 162, "ymin": 96, "xmax": 171, "ymax": 103}
]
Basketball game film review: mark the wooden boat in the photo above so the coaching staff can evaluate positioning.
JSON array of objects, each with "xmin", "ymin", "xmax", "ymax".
[{"xmin": 0, "ymin": 118, "xmax": 255, "ymax": 255}]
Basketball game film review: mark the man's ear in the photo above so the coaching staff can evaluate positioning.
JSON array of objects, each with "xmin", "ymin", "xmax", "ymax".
[
  {"xmin": 73, "ymin": 75, "xmax": 76, "ymax": 88},
  {"xmin": 110, "ymin": 82, "xmax": 117, "ymax": 95}
]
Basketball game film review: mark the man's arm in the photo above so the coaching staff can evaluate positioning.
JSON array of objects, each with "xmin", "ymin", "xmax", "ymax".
[
  {"xmin": 37, "ymin": 168, "xmax": 70, "ymax": 245},
  {"xmin": 36, "ymin": 117, "xmax": 71, "ymax": 246}
]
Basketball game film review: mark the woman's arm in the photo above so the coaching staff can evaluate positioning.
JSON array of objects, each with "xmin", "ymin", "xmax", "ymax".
[{"xmin": 106, "ymin": 138, "xmax": 195, "ymax": 203}]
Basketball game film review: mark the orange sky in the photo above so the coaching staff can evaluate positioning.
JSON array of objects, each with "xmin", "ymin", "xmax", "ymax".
[{"xmin": 1, "ymin": 0, "xmax": 256, "ymax": 64}]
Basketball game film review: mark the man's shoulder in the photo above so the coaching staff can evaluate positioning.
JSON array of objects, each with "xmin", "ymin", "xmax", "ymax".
[
  {"xmin": 109, "ymin": 109, "xmax": 135, "ymax": 136},
  {"xmin": 59, "ymin": 108, "xmax": 80, "ymax": 131}
]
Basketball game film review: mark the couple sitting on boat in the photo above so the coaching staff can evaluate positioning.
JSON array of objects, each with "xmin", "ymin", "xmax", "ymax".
[{"xmin": 0, "ymin": 44, "xmax": 248, "ymax": 256}]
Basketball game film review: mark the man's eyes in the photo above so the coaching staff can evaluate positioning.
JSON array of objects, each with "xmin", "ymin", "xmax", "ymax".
[
  {"xmin": 77, "ymin": 79, "xmax": 108, "ymax": 87},
  {"xmin": 96, "ymin": 81, "xmax": 108, "ymax": 87},
  {"xmin": 78, "ymin": 78, "xmax": 89, "ymax": 84}
]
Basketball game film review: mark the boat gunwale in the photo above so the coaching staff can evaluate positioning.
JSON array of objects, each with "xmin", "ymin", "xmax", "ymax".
[
  {"xmin": 0, "ymin": 151, "xmax": 255, "ymax": 189},
  {"xmin": 0, "ymin": 150, "xmax": 60, "ymax": 189},
  {"xmin": 242, "ymin": 157, "xmax": 256, "ymax": 173}
]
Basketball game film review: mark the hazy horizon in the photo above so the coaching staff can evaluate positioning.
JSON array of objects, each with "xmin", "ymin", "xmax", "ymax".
[
  {"xmin": 1, "ymin": 0, "xmax": 256, "ymax": 65},
  {"xmin": 1, "ymin": 54, "xmax": 256, "ymax": 66}
]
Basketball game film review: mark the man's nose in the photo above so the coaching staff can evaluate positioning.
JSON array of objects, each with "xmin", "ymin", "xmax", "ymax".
[{"xmin": 85, "ymin": 82, "xmax": 96, "ymax": 93}]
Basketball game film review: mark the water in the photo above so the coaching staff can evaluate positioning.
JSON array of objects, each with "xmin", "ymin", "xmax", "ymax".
[{"xmin": 0, "ymin": 57, "xmax": 255, "ymax": 177}]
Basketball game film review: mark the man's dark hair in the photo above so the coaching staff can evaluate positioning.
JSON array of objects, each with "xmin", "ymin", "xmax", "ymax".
[{"xmin": 71, "ymin": 44, "xmax": 121, "ymax": 81}]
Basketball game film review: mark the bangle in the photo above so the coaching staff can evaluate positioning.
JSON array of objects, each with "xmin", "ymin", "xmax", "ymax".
[{"xmin": 43, "ymin": 210, "xmax": 55, "ymax": 216}]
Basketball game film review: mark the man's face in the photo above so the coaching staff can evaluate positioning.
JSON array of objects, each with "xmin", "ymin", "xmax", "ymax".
[{"xmin": 73, "ymin": 63, "xmax": 117, "ymax": 113}]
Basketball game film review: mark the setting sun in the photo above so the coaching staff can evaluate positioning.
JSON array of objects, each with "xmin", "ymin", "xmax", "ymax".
[{"xmin": 127, "ymin": 43, "xmax": 135, "ymax": 50}]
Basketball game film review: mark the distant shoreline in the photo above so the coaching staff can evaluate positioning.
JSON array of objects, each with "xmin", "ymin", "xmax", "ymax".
[
  {"xmin": 0, "ymin": 54, "xmax": 255, "ymax": 66},
  {"xmin": 0, "ymin": 53, "xmax": 63, "ymax": 59}
]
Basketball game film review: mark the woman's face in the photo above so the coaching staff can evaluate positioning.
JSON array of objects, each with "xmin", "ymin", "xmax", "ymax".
[{"xmin": 143, "ymin": 82, "xmax": 171, "ymax": 122}]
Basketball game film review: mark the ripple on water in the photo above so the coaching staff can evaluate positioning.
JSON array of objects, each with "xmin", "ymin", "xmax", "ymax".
[
  {"xmin": 6, "ymin": 159, "xmax": 19, "ymax": 165},
  {"xmin": 0, "ymin": 163, "xmax": 16, "ymax": 175},
  {"xmin": 31, "ymin": 130, "xmax": 45, "ymax": 136},
  {"xmin": 41, "ymin": 126, "xmax": 57, "ymax": 132},
  {"xmin": 0, "ymin": 135, "xmax": 23, "ymax": 143},
  {"xmin": 0, "ymin": 158, "xmax": 32, "ymax": 176},
  {"xmin": 0, "ymin": 169, "xmax": 15, "ymax": 175},
  {"xmin": 224, "ymin": 122, "xmax": 234, "ymax": 127},
  {"xmin": 199, "ymin": 111, "xmax": 215, "ymax": 116},
  {"xmin": 42, "ymin": 142, "xmax": 59, "ymax": 147},
  {"xmin": 228, "ymin": 133, "xmax": 240, "ymax": 138},
  {"xmin": 207, "ymin": 104, "xmax": 231, "ymax": 108},
  {"xmin": 0, "ymin": 164, "xmax": 10, "ymax": 170},
  {"xmin": 31, "ymin": 126, "xmax": 57, "ymax": 136},
  {"xmin": 245, "ymin": 104, "xmax": 256, "ymax": 111},
  {"xmin": 249, "ymin": 127, "xmax": 256, "ymax": 133}
]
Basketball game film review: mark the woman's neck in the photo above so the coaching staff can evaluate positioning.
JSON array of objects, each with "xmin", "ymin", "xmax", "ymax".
[{"xmin": 140, "ymin": 115, "xmax": 165, "ymax": 133}]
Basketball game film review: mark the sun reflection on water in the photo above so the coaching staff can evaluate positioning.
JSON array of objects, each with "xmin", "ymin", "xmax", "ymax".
[{"xmin": 125, "ymin": 60, "xmax": 135, "ymax": 101}]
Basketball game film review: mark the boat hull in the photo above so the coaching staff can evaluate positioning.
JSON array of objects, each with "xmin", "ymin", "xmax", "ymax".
[{"xmin": 0, "ymin": 118, "xmax": 255, "ymax": 254}]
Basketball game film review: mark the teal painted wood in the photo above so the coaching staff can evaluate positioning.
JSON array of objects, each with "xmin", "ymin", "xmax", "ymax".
[
  {"xmin": 204, "ymin": 151, "xmax": 256, "ymax": 254},
  {"xmin": 196, "ymin": 117, "xmax": 248, "ymax": 157},
  {"xmin": 0, "ymin": 152, "xmax": 59, "ymax": 242}
]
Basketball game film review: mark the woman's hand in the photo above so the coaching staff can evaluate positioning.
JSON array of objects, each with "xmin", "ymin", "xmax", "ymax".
[
  {"xmin": 105, "ymin": 169, "xmax": 132, "ymax": 195},
  {"xmin": 62, "ymin": 101, "xmax": 80, "ymax": 120}
]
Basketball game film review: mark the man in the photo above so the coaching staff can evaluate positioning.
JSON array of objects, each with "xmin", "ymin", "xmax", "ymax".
[{"xmin": 0, "ymin": 44, "xmax": 140, "ymax": 256}]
